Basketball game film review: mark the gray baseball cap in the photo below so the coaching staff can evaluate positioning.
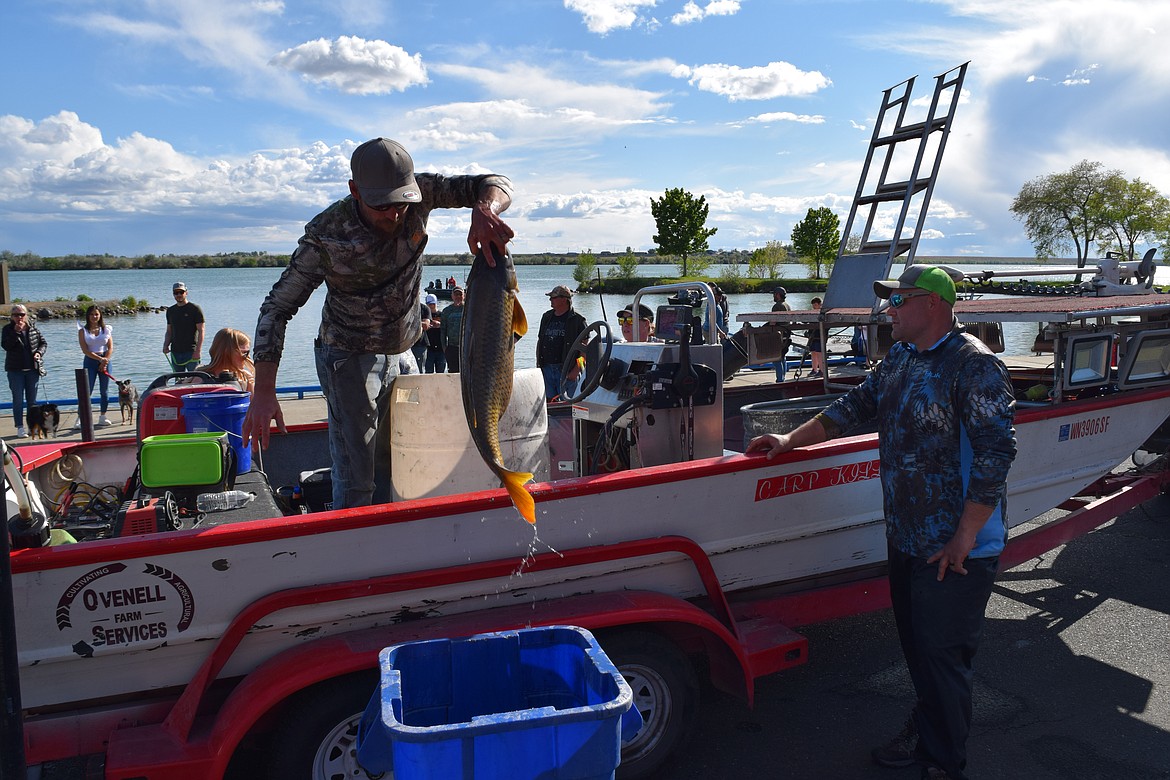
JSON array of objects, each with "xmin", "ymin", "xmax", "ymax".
[{"xmin": 350, "ymin": 138, "xmax": 422, "ymax": 206}]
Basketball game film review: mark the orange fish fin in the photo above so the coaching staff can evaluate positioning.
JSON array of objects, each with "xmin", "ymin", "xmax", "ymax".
[
  {"xmin": 512, "ymin": 300, "xmax": 528, "ymax": 338},
  {"xmin": 501, "ymin": 469, "xmax": 536, "ymax": 524}
]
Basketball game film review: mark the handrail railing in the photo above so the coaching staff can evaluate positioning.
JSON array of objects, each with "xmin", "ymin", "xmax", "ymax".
[{"xmin": 0, "ymin": 384, "xmax": 323, "ymax": 411}]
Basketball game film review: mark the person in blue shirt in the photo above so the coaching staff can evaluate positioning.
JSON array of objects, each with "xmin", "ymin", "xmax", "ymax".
[
  {"xmin": 747, "ymin": 265, "xmax": 1016, "ymax": 780},
  {"xmin": 770, "ymin": 286, "xmax": 791, "ymax": 381}
]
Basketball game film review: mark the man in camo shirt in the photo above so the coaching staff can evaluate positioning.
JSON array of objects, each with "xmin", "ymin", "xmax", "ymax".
[
  {"xmin": 747, "ymin": 265, "xmax": 1016, "ymax": 780},
  {"xmin": 243, "ymin": 138, "xmax": 513, "ymax": 509}
]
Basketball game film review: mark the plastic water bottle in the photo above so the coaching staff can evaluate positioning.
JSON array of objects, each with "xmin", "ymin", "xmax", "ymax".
[{"xmin": 196, "ymin": 490, "xmax": 256, "ymax": 513}]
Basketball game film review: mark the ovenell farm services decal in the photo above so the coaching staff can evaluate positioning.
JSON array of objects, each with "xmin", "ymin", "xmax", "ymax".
[{"xmin": 56, "ymin": 562, "xmax": 195, "ymax": 656}]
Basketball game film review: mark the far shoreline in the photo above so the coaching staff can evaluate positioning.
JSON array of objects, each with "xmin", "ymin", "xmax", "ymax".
[{"xmin": 2, "ymin": 253, "xmax": 1085, "ymax": 273}]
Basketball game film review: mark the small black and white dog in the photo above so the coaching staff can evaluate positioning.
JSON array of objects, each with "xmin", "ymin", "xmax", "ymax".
[
  {"xmin": 27, "ymin": 403, "xmax": 60, "ymax": 439},
  {"xmin": 117, "ymin": 379, "xmax": 139, "ymax": 425}
]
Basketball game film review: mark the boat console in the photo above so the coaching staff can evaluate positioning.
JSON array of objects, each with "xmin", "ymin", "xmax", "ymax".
[{"xmin": 570, "ymin": 284, "xmax": 726, "ymax": 476}]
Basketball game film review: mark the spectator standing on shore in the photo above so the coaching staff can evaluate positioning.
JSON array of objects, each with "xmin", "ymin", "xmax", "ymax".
[
  {"xmin": 423, "ymin": 294, "xmax": 446, "ymax": 373},
  {"xmin": 242, "ymin": 137, "xmax": 513, "ymax": 509},
  {"xmin": 74, "ymin": 305, "xmax": 114, "ymax": 429},
  {"xmin": 411, "ymin": 297, "xmax": 431, "ymax": 368},
  {"xmin": 771, "ymin": 286, "xmax": 791, "ymax": 382},
  {"xmin": 806, "ymin": 297, "xmax": 825, "ymax": 377},
  {"xmin": 163, "ymin": 282, "xmax": 205, "ymax": 372},
  {"xmin": 441, "ymin": 287, "xmax": 465, "ymax": 372},
  {"xmin": 536, "ymin": 285, "xmax": 586, "ymax": 400},
  {"xmin": 2, "ymin": 305, "xmax": 47, "ymax": 438}
]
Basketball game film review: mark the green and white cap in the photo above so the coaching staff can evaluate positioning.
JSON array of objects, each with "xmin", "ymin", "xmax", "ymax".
[{"xmin": 873, "ymin": 264, "xmax": 957, "ymax": 305}]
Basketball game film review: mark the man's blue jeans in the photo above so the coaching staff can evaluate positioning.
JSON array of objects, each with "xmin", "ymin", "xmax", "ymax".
[
  {"xmin": 169, "ymin": 352, "xmax": 196, "ymax": 372},
  {"xmin": 540, "ymin": 364, "xmax": 562, "ymax": 401},
  {"xmin": 315, "ymin": 341, "xmax": 417, "ymax": 509}
]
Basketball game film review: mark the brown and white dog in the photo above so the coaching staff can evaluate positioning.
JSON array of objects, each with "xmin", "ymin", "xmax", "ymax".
[
  {"xmin": 117, "ymin": 379, "xmax": 139, "ymax": 425},
  {"xmin": 27, "ymin": 403, "xmax": 60, "ymax": 439}
]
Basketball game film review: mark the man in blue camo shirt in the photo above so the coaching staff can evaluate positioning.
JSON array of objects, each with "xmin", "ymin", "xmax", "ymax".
[{"xmin": 748, "ymin": 264, "xmax": 1017, "ymax": 780}]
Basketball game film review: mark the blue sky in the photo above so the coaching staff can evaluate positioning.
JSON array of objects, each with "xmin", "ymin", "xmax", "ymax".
[{"xmin": 2, "ymin": 0, "xmax": 1168, "ymax": 259}]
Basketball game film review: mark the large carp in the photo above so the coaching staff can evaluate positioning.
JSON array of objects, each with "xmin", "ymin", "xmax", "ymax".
[{"xmin": 460, "ymin": 247, "xmax": 535, "ymax": 523}]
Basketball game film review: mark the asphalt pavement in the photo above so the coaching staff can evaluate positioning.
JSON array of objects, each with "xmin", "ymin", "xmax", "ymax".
[{"xmin": 649, "ymin": 493, "xmax": 1170, "ymax": 779}]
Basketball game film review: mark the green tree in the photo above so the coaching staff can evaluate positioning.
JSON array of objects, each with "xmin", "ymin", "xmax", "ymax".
[
  {"xmin": 572, "ymin": 250, "xmax": 598, "ymax": 290},
  {"xmin": 650, "ymin": 187, "xmax": 717, "ymax": 277},
  {"xmin": 1097, "ymin": 176, "xmax": 1170, "ymax": 261},
  {"xmin": 747, "ymin": 240, "xmax": 787, "ymax": 278},
  {"xmin": 1010, "ymin": 159, "xmax": 1116, "ymax": 266},
  {"xmin": 608, "ymin": 250, "xmax": 640, "ymax": 280},
  {"xmin": 790, "ymin": 207, "xmax": 841, "ymax": 279}
]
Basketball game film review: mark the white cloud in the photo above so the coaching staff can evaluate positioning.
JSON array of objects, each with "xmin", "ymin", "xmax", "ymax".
[
  {"xmin": 671, "ymin": 61, "xmax": 831, "ymax": 101},
  {"xmin": 270, "ymin": 36, "xmax": 428, "ymax": 95},
  {"xmin": 671, "ymin": 0, "xmax": 740, "ymax": 25},
  {"xmin": 564, "ymin": 0, "xmax": 659, "ymax": 34},
  {"xmin": 0, "ymin": 112, "xmax": 349, "ymax": 217},
  {"xmin": 740, "ymin": 112, "xmax": 825, "ymax": 125}
]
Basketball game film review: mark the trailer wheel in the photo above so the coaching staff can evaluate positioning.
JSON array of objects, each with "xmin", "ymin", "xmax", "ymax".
[
  {"xmin": 265, "ymin": 671, "xmax": 383, "ymax": 780},
  {"xmin": 603, "ymin": 631, "xmax": 700, "ymax": 779}
]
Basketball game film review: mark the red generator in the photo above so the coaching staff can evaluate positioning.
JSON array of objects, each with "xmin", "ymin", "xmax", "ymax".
[{"xmin": 137, "ymin": 373, "xmax": 239, "ymax": 440}]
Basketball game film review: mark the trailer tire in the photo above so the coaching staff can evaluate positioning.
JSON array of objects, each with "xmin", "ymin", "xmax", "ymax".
[
  {"xmin": 603, "ymin": 630, "xmax": 700, "ymax": 779},
  {"xmin": 265, "ymin": 671, "xmax": 381, "ymax": 780}
]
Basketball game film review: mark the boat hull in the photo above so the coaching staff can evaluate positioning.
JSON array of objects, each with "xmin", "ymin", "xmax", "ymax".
[{"xmin": 10, "ymin": 385, "xmax": 1170, "ymax": 711}]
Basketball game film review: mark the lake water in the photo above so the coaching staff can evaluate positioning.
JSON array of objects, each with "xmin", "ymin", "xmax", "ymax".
[{"xmin": 7, "ymin": 261, "xmax": 1146, "ymax": 403}]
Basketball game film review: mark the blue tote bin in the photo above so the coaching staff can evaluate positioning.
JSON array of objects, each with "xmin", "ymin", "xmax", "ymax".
[
  {"xmin": 181, "ymin": 391, "xmax": 251, "ymax": 474},
  {"xmin": 356, "ymin": 625, "xmax": 642, "ymax": 779}
]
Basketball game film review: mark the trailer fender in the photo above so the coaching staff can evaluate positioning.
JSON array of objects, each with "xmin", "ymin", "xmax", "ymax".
[{"xmin": 191, "ymin": 590, "xmax": 752, "ymax": 778}]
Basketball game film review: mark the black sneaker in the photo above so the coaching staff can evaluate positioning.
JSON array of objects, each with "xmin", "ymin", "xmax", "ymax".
[
  {"xmin": 871, "ymin": 716, "xmax": 917, "ymax": 768},
  {"xmin": 922, "ymin": 767, "xmax": 951, "ymax": 779}
]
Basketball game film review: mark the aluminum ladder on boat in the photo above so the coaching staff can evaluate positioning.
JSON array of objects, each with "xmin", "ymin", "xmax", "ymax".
[{"xmin": 822, "ymin": 62, "xmax": 969, "ymax": 313}]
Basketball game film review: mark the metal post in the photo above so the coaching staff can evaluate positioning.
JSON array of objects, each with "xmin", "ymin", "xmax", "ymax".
[
  {"xmin": 74, "ymin": 368, "xmax": 93, "ymax": 442},
  {"xmin": 1, "ymin": 466, "xmax": 28, "ymax": 779}
]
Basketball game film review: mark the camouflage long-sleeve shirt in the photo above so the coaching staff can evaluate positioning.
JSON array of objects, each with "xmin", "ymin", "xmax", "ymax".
[
  {"xmin": 254, "ymin": 172, "xmax": 512, "ymax": 363},
  {"xmin": 821, "ymin": 325, "xmax": 1017, "ymax": 559}
]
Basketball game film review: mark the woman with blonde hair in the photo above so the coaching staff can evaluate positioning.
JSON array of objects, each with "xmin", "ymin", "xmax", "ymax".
[{"xmin": 197, "ymin": 328, "xmax": 255, "ymax": 393}]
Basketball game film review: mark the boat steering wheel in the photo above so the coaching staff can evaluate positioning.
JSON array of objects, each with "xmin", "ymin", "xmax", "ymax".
[{"xmin": 558, "ymin": 321, "xmax": 614, "ymax": 403}]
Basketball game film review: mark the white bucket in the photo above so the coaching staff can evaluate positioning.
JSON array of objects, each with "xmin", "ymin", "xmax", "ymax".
[{"xmin": 389, "ymin": 368, "xmax": 549, "ymax": 502}]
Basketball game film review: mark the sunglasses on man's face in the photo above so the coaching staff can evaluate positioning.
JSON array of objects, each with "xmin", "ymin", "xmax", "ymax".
[
  {"xmin": 174, "ymin": 290, "xmax": 186, "ymax": 297},
  {"xmin": 366, "ymin": 201, "xmax": 409, "ymax": 214},
  {"xmin": 888, "ymin": 291, "xmax": 931, "ymax": 309}
]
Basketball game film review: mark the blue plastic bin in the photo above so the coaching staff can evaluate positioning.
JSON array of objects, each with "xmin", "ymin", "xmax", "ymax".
[
  {"xmin": 182, "ymin": 391, "xmax": 251, "ymax": 474},
  {"xmin": 356, "ymin": 626, "xmax": 642, "ymax": 779}
]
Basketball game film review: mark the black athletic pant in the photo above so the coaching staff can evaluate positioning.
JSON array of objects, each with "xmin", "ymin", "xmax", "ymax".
[{"xmin": 887, "ymin": 544, "xmax": 998, "ymax": 780}]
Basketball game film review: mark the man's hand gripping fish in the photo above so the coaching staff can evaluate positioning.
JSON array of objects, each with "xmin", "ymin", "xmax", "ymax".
[{"xmin": 460, "ymin": 247, "xmax": 535, "ymax": 523}]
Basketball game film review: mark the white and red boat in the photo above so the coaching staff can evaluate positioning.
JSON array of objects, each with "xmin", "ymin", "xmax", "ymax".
[
  {"xmin": 6, "ymin": 63, "xmax": 1170, "ymax": 779},
  {"xmin": 7, "ymin": 285, "xmax": 1170, "ymax": 779}
]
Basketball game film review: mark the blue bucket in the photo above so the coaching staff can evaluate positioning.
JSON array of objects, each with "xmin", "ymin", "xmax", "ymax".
[{"xmin": 182, "ymin": 391, "xmax": 252, "ymax": 474}]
